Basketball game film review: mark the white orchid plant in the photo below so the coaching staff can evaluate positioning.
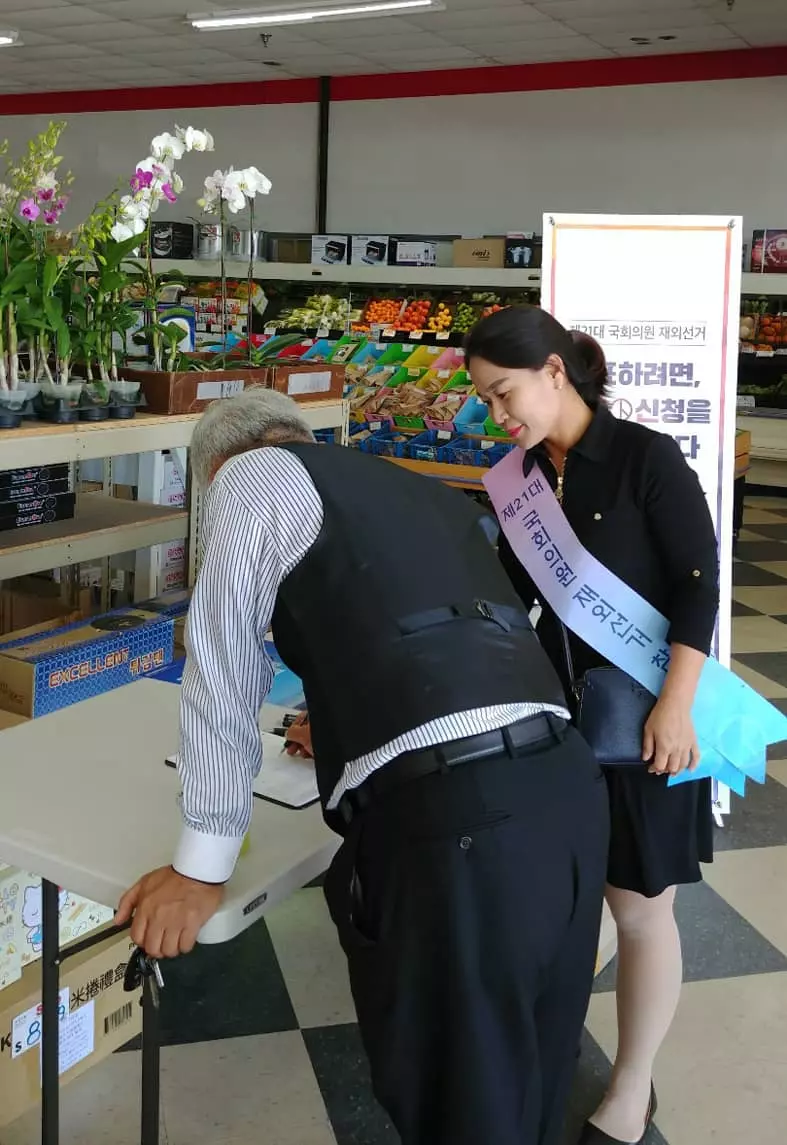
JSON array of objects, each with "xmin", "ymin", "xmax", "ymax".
[
  {"xmin": 111, "ymin": 125, "xmax": 216, "ymax": 372},
  {"xmin": 198, "ymin": 165, "xmax": 271, "ymax": 357}
]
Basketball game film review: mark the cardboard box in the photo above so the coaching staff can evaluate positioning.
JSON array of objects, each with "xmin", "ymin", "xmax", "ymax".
[
  {"xmin": 0, "ymin": 709, "xmax": 28, "ymax": 730},
  {"xmin": 0, "ymin": 493, "xmax": 76, "ymax": 535},
  {"xmin": 0, "ymin": 608, "xmax": 175, "ymax": 719},
  {"xmin": 0, "ymin": 928, "xmax": 141, "ymax": 1128},
  {"xmin": 135, "ymin": 590, "xmax": 191, "ymax": 620},
  {"xmin": 174, "ymin": 615, "xmax": 187, "ymax": 656},
  {"xmin": 0, "ymin": 466, "xmax": 69, "ymax": 492},
  {"xmin": 311, "ymin": 235, "xmax": 349, "ymax": 266},
  {"xmin": 269, "ymin": 360, "xmax": 345, "ymax": 403},
  {"xmin": 0, "ymin": 478, "xmax": 70, "ymax": 506},
  {"xmin": 350, "ymin": 235, "xmax": 390, "ymax": 266},
  {"xmin": 453, "ymin": 238, "xmax": 506, "ymax": 268},
  {"xmin": 0, "ymin": 581, "xmax": 90, "ymax": 638}
]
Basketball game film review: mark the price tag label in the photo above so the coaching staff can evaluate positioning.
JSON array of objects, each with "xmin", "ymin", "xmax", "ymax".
[
  {"xmin": 410, "ymin": 330, "xmax": 423, "ymax": 340},
  {"xmin": 437, "ymin": 430, "xmax": 452, "ymax": 441},
  {"xmin": 13, "ymin": 989, "xmax": 70, "ymax": 1059},
  {"xmin": 481, "ymin": 439, "xmax": 496, "ymax": 450},
  {"xmin": 382, "ymin": 328, "xmax": 396, "ymax": 340},
  {"xmin": 436, "ymin": 332, "xmax": 451, "ymax": 341},
  {"xmin": 316, "ymin": 326, "xmax": 330, "ymax": 339},
  {"xmin": 264, "ymin": 325, "xmax": 278, "ymax": 336},
  {"xmin": 736, "ymin": 394, "xmax": 755, "ymax": 411},
  {"xmin": 369, "ymin": 421, "xmax": 382, "ymax": 431},
  {"xmin": 438, "ymin": 369, "xmax": 451, "ymax": 378}
]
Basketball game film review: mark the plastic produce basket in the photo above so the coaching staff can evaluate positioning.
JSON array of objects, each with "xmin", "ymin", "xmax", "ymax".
[
  {"xmin": 365, "ymin": 430, "xmax": 411, "ymax": 458},
  {"xmin": 453, "ymin": 395, "xmax": 489, "ymax": 435},
  {"xmin": 439, "ymin": 436, "xmax": 513, "ymax": 467},
  {"xmin": 406, "ymin": 430, "xmax": 453, "ymax": 463}
]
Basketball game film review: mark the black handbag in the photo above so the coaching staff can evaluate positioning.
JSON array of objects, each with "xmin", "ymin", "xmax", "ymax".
[{"xmin": 559, "ymin": 623, "xmax": 654, "ymax": 766}]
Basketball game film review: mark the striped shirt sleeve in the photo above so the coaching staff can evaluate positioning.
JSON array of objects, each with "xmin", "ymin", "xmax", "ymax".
[{"xmin": 173, "ymin": 479, "xmax": 281, "ymax": 884}]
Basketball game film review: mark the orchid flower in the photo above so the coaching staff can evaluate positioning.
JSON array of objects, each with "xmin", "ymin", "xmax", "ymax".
[
  {"xmin": 19, "ymin": 198, "xmax": 40, "ymax": 221},
  {"xmin": 176, "ymin": 125, "xmax": 214, "ymax": 153},
  {"xmin": 150, "ymin": 132, "xmax": 185, "ymax": 166}
]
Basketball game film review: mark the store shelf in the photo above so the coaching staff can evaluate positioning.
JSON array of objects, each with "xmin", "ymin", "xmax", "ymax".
[
  {"xmin": 741, "ymin": 273, "xmax": 787, "ymax": 297},
  {"xmin": 0, "ymin": 401, "xmax": 348, "ymax": 472},
  {"xmin": 141, "ymin": 259, "xmax": 543, "ymax": 290},
  {"xmin": 0, "ymin": 495, "xmax": 188, "ymax": 580}
]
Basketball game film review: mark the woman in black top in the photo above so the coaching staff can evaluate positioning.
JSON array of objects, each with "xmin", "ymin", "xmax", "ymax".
[{"xmin": 466, "ymin": 307, "xmax": 719, "ymax": 1145}]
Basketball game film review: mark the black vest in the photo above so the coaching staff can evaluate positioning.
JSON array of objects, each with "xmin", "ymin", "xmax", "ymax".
[{"xmin": 270, "ymin": 443, "xmax": 567, "ymax": 818}]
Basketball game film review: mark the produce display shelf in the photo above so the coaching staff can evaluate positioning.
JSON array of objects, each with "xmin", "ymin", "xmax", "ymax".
[
  {"xmin": 384, "ymin": 456, "xmax": 490, "ymax": 490},
  {"xmin": 0, "ymin": 401, "xmax": 348, "ymax": 472},
  {"xmin": 137, "ymin": 259, "xmax": 544, "ymax": 290},
  {"xmin": 741, "ymin": 273, "xmax": 787, "ymax": 297},
  {"xmin": 0, "ymin": 495, "xmax": 188, "ymax": 581}
]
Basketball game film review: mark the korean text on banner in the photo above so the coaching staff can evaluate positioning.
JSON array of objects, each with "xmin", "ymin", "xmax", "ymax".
[{"xmin": 540, "ymin": 213, "xmax": 742, "ymax": 815}]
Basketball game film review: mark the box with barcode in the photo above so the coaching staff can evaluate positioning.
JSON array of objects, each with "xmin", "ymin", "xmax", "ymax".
[
  {"xmin": 269, "ymin": 361, "xmax": 345, "ymax": 403},
  {"xmin": 0, "ymin": 927, "xmax": 141, "ymax": 1128}
]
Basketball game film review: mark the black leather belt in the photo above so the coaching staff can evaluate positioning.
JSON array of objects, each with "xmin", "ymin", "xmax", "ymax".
[{"xmin": 338, "ymin": 712, "xmax": 567, "ymax": 826}]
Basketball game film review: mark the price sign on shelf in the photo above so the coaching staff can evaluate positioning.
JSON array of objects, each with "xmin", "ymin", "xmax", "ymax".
[
  {"xmin": 316, "ymin": 326, "xmax": 330, "ymax": 339},
  {"xmin": 264, "ymin": 325, "xmax": 278, "ymax": 336},
  {"xmin": 382, "ymin": 328, "xmax": 396, "ymax": 340},
  {"xmin": 436, "ymin": 332, "xmax": 451, "ymax": 341},
  {"xmin": 410, "ymin": 330, "xmax": 423, "ymax": 340}
]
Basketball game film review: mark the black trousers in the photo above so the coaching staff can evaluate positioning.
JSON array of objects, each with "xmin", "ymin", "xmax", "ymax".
[{"xmin": 324, "ymin": 726, "xmax": 610, "ymax": 1145}]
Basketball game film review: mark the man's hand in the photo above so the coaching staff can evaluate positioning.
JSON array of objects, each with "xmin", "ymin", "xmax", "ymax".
[
  {"xmin": 642, "ymin": 695, "xmax": 700, "ymax": 777},
  {"xmin": 285, "ymin": 713, "xmax": 313, "ymax": 759},
  {"xmin": 115, "ymin": 866, "xmax": 224, "ymax": 959}
]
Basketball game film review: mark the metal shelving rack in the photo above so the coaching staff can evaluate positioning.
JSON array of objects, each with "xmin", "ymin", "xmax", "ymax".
[{"xmin": 0, "ymin": 401, "xmax": 349, "ymax": 596}]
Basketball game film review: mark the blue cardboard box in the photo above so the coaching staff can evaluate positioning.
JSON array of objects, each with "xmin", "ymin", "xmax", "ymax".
[
  {"xmin": 135, "ymin": 590, "xmax": 191, "ymax": 619},
  {"xmin": 0, "ymin": 609, "xmax": 175, "ymax": 718}
]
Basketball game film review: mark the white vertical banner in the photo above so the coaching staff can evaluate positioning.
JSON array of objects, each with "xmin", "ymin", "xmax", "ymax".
[{"xmin": 541, "ymin": 213, "xmax": 742, "ymax": 817}]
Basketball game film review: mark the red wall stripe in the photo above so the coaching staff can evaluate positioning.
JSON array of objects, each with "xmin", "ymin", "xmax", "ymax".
[
  {"xmin": 0, "ymin": 78, "xmax": 319, "ymax": 117},
  {"xmin": 0, "ymin": 46, "xmax": 785, "ymax": 117}
]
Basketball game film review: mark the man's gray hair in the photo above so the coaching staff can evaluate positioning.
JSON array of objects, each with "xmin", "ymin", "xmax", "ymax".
[{"xmin": 190, "ymin": 387, "xmax": 315, "ymax": 488}]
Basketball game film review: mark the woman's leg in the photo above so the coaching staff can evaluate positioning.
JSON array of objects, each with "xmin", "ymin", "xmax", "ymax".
[{"xmin": 589, "ymin": 885, "xmax": 682, "ymax": 1142}]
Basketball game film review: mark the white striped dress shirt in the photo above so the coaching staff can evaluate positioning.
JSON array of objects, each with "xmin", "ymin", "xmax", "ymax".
[{"xmin": 173, "ymin": 447, "xmax": 566, "ymax": 885}]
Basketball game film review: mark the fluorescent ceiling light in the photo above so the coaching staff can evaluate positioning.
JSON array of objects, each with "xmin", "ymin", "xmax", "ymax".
[
  {"xmin": 0, "ymin": 30, "xmax": 20, "ymax": 47},
  {"xmin": 189, "ymin": 0, "xmax": 444, "ymax": 32}
]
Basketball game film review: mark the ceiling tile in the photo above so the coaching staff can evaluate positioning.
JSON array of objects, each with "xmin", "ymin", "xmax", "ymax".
[
  {"xmin": 7, "ymin": 5, "xmax": 118, "ymax": 27},
  {"xmin": 621, "ymin": 37, "xmax": 749, "ymax": 55},
  {"xmin": 590, "ymin": 24, "xmax": 743, "ymax": 49},
  {"xmin": 564, "ymin": 10, "xmax": 720, "ymax": 36},
  {"xmin": 417, "ymin": 6, "xmax": 560, "ymax": 31},
  {"xmin": 534, "ymin": 0, "xmax": 698, "ymax": 15},
  {"xmin": 729, "ymin": 21, "xmax": 787, "ymax": 47},
  {"xmin": 363, "ymin": 45, "xmax": 477, "ymax": 62}
]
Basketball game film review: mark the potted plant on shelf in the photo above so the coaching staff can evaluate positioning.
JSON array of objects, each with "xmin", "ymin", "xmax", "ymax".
[{"xmin": 120, "ymin": 158, "xmax": 284, "ymax": 414}]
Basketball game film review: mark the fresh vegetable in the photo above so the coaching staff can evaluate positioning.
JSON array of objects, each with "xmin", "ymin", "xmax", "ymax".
[
  {"xmin": 397, "ymin": 298, "xmax": 431, "ymax": 332},
  {"xmin": 427, "ymin": 302, "xmax": 453, "ymax": 333}
]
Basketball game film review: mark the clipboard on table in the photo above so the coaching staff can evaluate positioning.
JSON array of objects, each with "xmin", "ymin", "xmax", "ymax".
[{"xmin": 165, "ymin": 731, "xmax": 319, "ymax": 811}]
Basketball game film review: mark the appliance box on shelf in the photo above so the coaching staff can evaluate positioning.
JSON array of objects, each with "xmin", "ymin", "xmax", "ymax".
[
  {"xmin": 0, "ymin": 478, "xmax": 70, "ymax": 505},
  {"xmin": 350, "ymin": 235, "xmax": 390, "ymax": 266},
  {"xmin": 135, "ymin": 589, "xmax": 191, "ymax": 620},
  {"xmin": 750, "ymin": 229, "xmax": 787, "ymax": 274},
  {"xmin": 0, "ymin": 465, "xmax": 69, "ymax": 491},
  {"xmin": 311, "ymin": 235, "xmax": 349, "ymax": 265},
  {"xmin": 505, "ymin": 233, "xmax": 542, "ymax": 269},
  {"xmin": 0, "ymin": 493, "xmax": 76, "ymax": 535},
  {"xmin": 269, "ymin": 360, "xmax": 346, "ymax": 403},
  {"xmin": 148, "ymin": 221, "xmax": 194, "ymax": 259},
  {"xmin": 0, "ymin": 929, "xmax": 141, "ymax": 1129},
  {"xmin": 0, "ymin": 609, "xmax": 175, "ymax": 719},
  {"xmin": 391, "ymin": 240, "xmax": 438, "ymax": 267},
  {"xmin": 453, "ymin": 238, "xmax": 506, "ymax": 268}
]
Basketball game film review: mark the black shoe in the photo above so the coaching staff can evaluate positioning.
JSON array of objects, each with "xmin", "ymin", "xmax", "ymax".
[{"xmin": 578, "ymin": 1085, "xmax": 657, "ymax": 1145}]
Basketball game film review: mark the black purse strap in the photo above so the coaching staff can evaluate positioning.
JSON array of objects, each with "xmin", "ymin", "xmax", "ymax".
[{"xmin": 559, "ymin": 620, "xmax": 578, "ymax": 690}]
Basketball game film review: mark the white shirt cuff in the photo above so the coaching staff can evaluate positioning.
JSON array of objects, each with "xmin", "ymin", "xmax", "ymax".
[{"xmin": 172, "ymin": 824, "xmax": 244, "ymax": 884}]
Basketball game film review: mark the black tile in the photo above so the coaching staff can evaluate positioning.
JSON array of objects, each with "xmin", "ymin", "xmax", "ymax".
[
  {"xmin": 714, "ymin": 775, "xmax": 787, "ymax": 851},
  {"xmin": 305, "ymin": 1023, "xmax": 670, "ymax": 1145},
  {"xmin": 594, "ymin": 880, "xmax": 787, "ymax": 991},
  {"xmin": 303, "ymin": 1023, "xmax": 398, "ymax": 1145},
  {"xmin": 772, "ymin": 616, "xmax": 787, "ymax": 626},
  {"xmin": 306, "ymin": 871, "xmax": 326, "ymax": 888},
  {"xmin": 734, "ymin": 541, "xmax": 787, "ymax": 563},
  {"xmin": 732, "ymin": 600, "xmax": 763, "ymax": 617},
  {"xmin": 154, "ymin": 918, "xmax": 298, "ymax": 1046},
  {"xmin": 740, "ymin": 523, "xmax": 787, "ymax": 541},
  {"xmin": 735, "ymin": 651, "xmax": 787, "ymax": 688},
  {"xmin": 733, "ymin": 563, "xmax": 787, "ymax": 587}
]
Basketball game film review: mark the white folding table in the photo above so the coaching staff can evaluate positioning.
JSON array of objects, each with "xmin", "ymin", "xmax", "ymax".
[{"xmin": 0, "ymin": 678, "xmax": 339, "ymax": 1145}]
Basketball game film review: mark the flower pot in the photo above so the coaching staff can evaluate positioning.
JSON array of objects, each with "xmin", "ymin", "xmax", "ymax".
[
  {"xmin": 79, "ymin": 383, "xmax": 111, "ymax": 422},
  {"xmin": 109, "ymin": 380, "xmax": 141, "ymax": 420},
  {"xmin": 0, "ymin": 392, "xmax": 24, "ymax": 430},
  {"xmin": 123, "ymin": 366, "xmax": 270, "ymax": 414},
  {"xmin": 18, "ymin": 383, "xmax": 42, "ymax": 419},
  {"xmin": 36, "ymin": 381, "xmax": 85, "ymax": 424}
]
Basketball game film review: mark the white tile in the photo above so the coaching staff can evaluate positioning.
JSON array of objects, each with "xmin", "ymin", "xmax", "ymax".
[
  {"xmin": 589, "ymin": 24, "xmax": 744, "ymax": 49},
  {"xmin": 731, "ymin": 659, "xmax": 787, "ymax": 699},
  {"xmin": 266, "ymin": 888, "xmax": 357, "ymax": 1029},
  {"xmin": 732, "ymin": 616, "xmax": 787, "ymax": 654},
  {"xmin": 564, "ymin": 10, "xmax": 722, "ymax": 36},
  {"xmin": 440, "ymin": 24, "xmax": 588, "ymax": 46},
  {"xmin": 704, "ymin": 846, "xmax": 787, "ymax": 957},
  {"xmin": 588, "ymin": 973, "xmax": 787, "ymax": 1145}
]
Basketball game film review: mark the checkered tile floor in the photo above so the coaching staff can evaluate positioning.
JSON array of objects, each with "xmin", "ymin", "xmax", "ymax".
[{"xmin": 4, "ymin": 496, "xmax": 787, "ymax": 1145}]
